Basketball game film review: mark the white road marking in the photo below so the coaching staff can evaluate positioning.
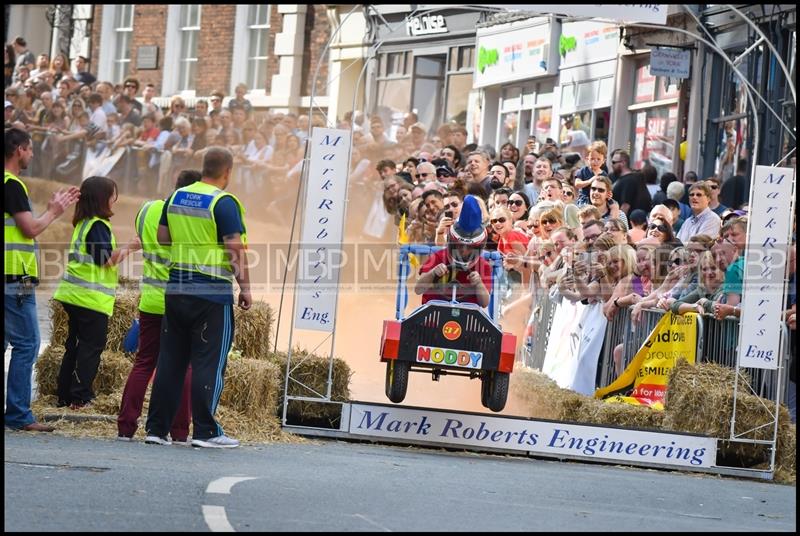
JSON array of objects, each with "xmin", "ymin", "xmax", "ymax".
[
  {"xmin": 202, "ymin": 505, "xmax": 235, "ymax": 532},
  {"xmin": 206, "ymin": 476, "xmax": 258, "ymax": 494},
  {"xmin": 353, "ymin": 513, "xmax": 392, "ymax": 532}
]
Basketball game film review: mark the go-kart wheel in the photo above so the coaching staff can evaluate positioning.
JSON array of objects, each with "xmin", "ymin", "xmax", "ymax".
[
  {"xmin": 482, "ymin": 371, "xmax": 509, "ymax": 412},
  {"xmin": 385, "ymin": 360, "xmax": 410, "ymax": 403}
]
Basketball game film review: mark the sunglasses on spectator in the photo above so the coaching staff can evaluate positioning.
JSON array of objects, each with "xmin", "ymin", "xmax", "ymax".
[
  {"xmin": 529, "ymin": 222, "xmax": 540, "ymax": 228},
  {"xmin": 419, "ymin": 173, "xmax": 432, "ymax": 178},
  {"xmin": 509, "ymin": 199, "xmax": 525, "ymax": 207},
  {"xmin": 610, "ymin": 160, "xmax": 623, "ymax": 164},
  {"xmin": 708, "ymin": 184, "xmax": 719, "ymax": 190},
  {"xmin": 541, "ymin": 218, "xmax": 558, "ymax": 225},
  {"xmin": 564, "ymin": 191, "xmax": 575, "ymax": 197},
  {"xmin": 590, "ymin": 186, "xmax": 607, "ymax": 193},
  {"xmin": 543, "ymin": 251, "xmax": 555, "ymax": 258},
  {"xmin": 211, "ymin": 98, "xmax": 221, "ymax": 102},
  {"xmin": 490, "ymin": 217, "xmax": 508, "ymax": 224},
  {"xmin": 124, "ymin": 84, "xmax": 137, "ymax": 89},
  {"xmin": 670, "ymin": 257, "xmax": 683, "ymax": 266},
  {"xmin": 648, "ymin": 223, "xmax": 669, "ymax": 233},
  {"xmin": 688, "ymin": 192, "xmax": 705, "ymax": 197}
]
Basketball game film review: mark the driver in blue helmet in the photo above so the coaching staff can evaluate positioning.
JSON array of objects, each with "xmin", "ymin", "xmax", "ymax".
[{"xmin": 414, "ymin": 195, "xmax": 491, "ymax": 307}]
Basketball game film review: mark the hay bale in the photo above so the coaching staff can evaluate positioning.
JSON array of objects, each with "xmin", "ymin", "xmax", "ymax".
[
  {"xmin": 233, "ymin": 301, "xmax": 274, "ymax": 359},
  {"xmin": 106, "ymin": 287, "xmax": 140, "ymax": 352},
  {"xmin": 215, "ymin": 405, "xmax": 289, "ymax": 444},
  {"xmin": 510, "ymin": 368, "xmax": 566, "ymax": 421},
  {"xmin": 663, "ymin": 359, "xmax": 795, "ymax": 476},
  {"xmin": 267, "ymin": 349, "xmax": 352, "ymax": 425},
  {"xmin": 511, "ymin": 368, "xmax": 663, "ymax": 430},
  {"xmin": 49, "ymin": 284, "xmax": 140, "ymax": 352},
  {"xmin": 219, "ymin": 357, "xmax": 282, "ymax": 417},
  {"xmin": 35, "ymin": 344, "xmax": 134, "ymax": 398}
]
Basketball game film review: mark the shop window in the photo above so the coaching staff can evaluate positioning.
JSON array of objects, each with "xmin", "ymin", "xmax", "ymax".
[
  {"xmin": 598, "ymin": 77, "xmax": 615, "ymax": 103},
  {"xmin": 446, "ymin": 72, "xmax": 472, "ymax": 124},
  {"xmin": 536, "ymin": 81, "xmax": 554, "ymax": 106},
  {"xmin": 631, "ymin": 104, "xmax": 678, "ymax": 178},
  {"xmin": 634, "ymin": 58, "xmax": 680, "ymax": 103},
  {"xmin": 560, "ymin": 83, "xmax": 576, "ymax": 109},
  {"xmin": 533, "ymin": 108, "xmax": 552, "ymax": 144},
  {"xmin": 501, "ymin": 86, "xmax": 522, "ymax": 112},
  {"xmin": 376, "ymin": 78, "xmax": 413, "ymax": 121},
  {"xmin": 500, "ymin": 111, "xmax": 519, "ymax": 147},
  {"xmin": 576, "ymin": 80, "xmax": 597, "ymax": 109}
]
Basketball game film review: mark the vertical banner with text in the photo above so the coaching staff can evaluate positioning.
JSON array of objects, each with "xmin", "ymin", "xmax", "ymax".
[
  {"xmin": 293, "ymin": 127, "xmax": 352, "ymax": 332},
  {"xmin": 738, "ymin": 166, "xmax": 796, "ymax": 369}
]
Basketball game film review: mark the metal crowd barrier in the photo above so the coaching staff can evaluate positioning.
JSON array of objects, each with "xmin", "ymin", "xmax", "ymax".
[
  {"xmin": 522, "ymin": 289, "xmax": 559, "ymax": 370},
  {"xmin": 699, "ymin": 315, "xmax": 787, "ymax": 402},
  {"xmin": 526, "ymin": 300, "xmax": 790, "ymax": 403}
]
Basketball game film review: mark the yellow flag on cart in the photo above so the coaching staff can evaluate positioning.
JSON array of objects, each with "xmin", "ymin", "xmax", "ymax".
[{"xmin": 397, "ymin": 213, "xmax": 420, "ymax": 270}]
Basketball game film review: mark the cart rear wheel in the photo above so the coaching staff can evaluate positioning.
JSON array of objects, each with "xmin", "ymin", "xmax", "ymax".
[
  {"xmin": 385, "ymin": 360, "xmax": 410, "ymax": 403},
  {"xmin": 481, "ymin": 371, "xmax": 509, "ymax": 412}
]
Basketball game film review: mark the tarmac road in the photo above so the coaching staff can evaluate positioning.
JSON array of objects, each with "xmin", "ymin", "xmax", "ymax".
[{"xmin": 4, "ymin": 432, "xmax": 796, "ymax": 532}]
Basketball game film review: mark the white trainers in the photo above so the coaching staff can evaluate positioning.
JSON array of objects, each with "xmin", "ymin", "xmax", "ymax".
[
  {"xmin": 191, "ymin": 435, "xmax": 240, "ymax": 449},
  {"xmin": 144, "ymin": 435, "xmax": 172, "ymax": 446}
]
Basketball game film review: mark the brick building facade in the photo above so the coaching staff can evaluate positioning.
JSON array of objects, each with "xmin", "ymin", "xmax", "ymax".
[{"xmin": 89, "ymin": 4, "xmax": 330, "ymax": 114}]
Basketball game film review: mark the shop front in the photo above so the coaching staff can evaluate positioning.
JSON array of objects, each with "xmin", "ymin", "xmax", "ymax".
[
  {"xmin": 366, "ymin": 7, "xmax": 489, "ymax": 137},
  {"xmin": 555, "ymin": 20, "xmax": 620, "ymax": 150},
  {"xmin": 473, "ymin": 15, "xmax": 560, "ymax": 152}
]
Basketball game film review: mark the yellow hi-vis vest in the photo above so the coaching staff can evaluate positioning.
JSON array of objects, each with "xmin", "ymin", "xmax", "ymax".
[
  {"xmin": 4, "ymin": 171, "xmax": 38, "ymax": 278},
  {"xmin": 136, "ymin": 199, "xmax": 170, "ymax": 315},
  {"xmin": 165, "ymin": 181, "xmax": 247, "ymax": 283},
  {"xmin": 54, "ymin": 217, "xmax": 118, "ymax": 316}
]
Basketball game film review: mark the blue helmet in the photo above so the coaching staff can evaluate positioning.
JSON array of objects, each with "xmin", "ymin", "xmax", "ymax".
[{"xmin": 447, "ymin": 195, "xmax": 486, "ymax": 270}]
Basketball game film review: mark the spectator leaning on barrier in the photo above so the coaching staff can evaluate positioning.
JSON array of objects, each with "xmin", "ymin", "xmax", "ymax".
[
  {"xmin": 5, "ymin": 128, "xmax": 80, "ymax": 432},
  {"xmin": 711, "ymin": 217, "xmax": 747, "ymax": 320}
]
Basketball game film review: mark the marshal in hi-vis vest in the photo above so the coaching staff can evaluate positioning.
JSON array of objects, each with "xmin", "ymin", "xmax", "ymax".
[
  {"xmin": 135, "ymin": 199, "xmax": 169, "ymax": 315},
  {"xmin": 165, "ymin": 181, "xmax": 247, "ymax": 283},
  {"xmin": 4, "ymin": 171, "xmax": 38, "ymax": 278},
  {"xmin": 54, "ymin": 217, "xmax": 118, "ymax": 316}
]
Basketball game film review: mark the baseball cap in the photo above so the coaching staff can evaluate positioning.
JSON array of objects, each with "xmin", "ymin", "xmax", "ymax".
[
  {"xmin": 436, "ymin": 164, "xmax": 456, "ymax": 178},
  {"xmin": 5, "ymin": 100, "xmax": 13, "ymax": 109},
  {"xmin": 410, "ymin": 121, "xmax": 427, "ymax": 132}
]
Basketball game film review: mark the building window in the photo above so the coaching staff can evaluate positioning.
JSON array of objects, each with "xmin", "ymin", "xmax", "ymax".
[
  {"xmin": 629, "ymin": 57, "xmax": 680, "ymax": 175},
  {"xmin": 445, "ymin": 45, "xmax": 475, "ymax": 124},
  {"xmin": 375, "ymin": 51, "xmax": 412, "ymax": 136},
  {"xmin": 177, "ymin": 5, "xmax": 201, "ymax": 91},
  {"xmin": 112, "ymin": 5, "xmax": 134, "ymax": 83},
  {"xmin": 245, "ymin": 5, "xmax": 270, "ymax": 90}
]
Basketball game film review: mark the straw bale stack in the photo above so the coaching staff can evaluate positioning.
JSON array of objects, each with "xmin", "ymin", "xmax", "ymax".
[
  {"xmin": 49, "ymin": 284, "xmax": 140, "ymax": 352},
  {"xmin": 219, "ymin": 356, "xmax": 282, "ymax": 416},
  {"xmin": 511, "ymin": 368, "xmax": 663, "ymax": 430},
  {"xmin": 233, "ymin": 301, "xmax": 274, "ymax": 360},
  {"xmin": 267, "ymin": 349, "xmax": 352, "ymax": 426},
  {"xmin": 35, "ymin": 344, "xmax": 134, "ymax": 398},
  {"xmin": 663, "ymin": 359, "xmax": 795, "ymax": 482}
]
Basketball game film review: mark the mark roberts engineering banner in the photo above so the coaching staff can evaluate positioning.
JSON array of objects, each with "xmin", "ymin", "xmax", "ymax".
[
  {"xmin": 348, "ymin": 404, "xmax": 716, "ymax": 469},
  {"xmin": 294, "ymin": 127, "xmax": 351, "ymax": 332}
]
